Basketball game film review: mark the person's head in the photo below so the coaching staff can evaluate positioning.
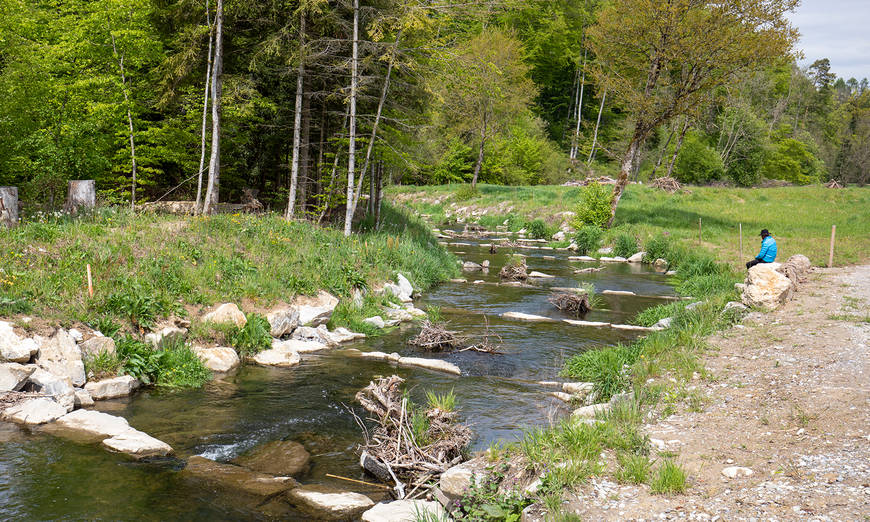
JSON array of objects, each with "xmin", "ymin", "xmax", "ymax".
[{"xmin": 760, "ymin": 229, "xmax": 770, "ymax": 239}]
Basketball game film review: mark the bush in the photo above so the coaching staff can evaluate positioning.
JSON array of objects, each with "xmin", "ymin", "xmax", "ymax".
[
  {"xmin": 673, "ymin": 133, "xmax": 725, "ymax": 184},
  {"xmin": 155, "ymin": 344, "xmax": 212, "ymax": 388},
  {"xmin": 571, "ymin": 182, "xmax": 612, "ymax": 229},
  {"xmin": 526, "ymin": 219, "xmax": 550, "ymax": 239},
  {"xmin": 762, "ymin": 138, "xmax": 823, "ymax": 185},
  {"xmin": 573, "ymin": 226, "xmax": 603, "ymax": 255},
  {"xmin": 84, "ymin": 349, "xmax": 124, "ymax": 380},
  {"xmin": 613, "ymin": 233, "xmax": 639, "ymax": 258},
  {"xmin": 453, "ymin": 184, "xmax": 478, "ymax": 202},
  {"xmin": 643, "ymin": 233, "xmax": 672, "ymax": 263},
  {"xmin": 230, "ymin": 313, "xmax": 271, "ymax": 356},
  {"xmin": 115, "ymin": 336, "xmax": 164, "ymax": 385}
]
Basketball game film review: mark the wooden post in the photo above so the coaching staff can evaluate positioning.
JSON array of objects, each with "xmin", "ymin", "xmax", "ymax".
[
  {"xmin": 738, "ymin": 223, "xmax": 743, "ymax": 266},
  {"xmin": 86, "ymin": 264, "xmax": 94, "ymax": 298},
  {"xmin": 0, "ymin": 186, "xmax": 18, "ymax": 228},
  {"xmin": 828, "ymin": 225, "xmax": 836, "ymax": 268},
  {"xmin": 64, "ymin": 180, "xmax": 96, "ymax": 214},
  {"xmin": 698, "ymin": 218, "xmax": 702, "ymax": 244}
]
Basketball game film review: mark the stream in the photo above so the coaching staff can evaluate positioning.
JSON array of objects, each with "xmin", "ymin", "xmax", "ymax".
[{"xmin": 0, "ymin": 231, "xmax": 676, "ymax": 520}]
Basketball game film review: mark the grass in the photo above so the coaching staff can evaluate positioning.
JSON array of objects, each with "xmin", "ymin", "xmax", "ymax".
[
  {"xmin": 83, "ymin": 349, "xmax": 124, "ymax": 381},
  {"xmin": 390, "ymin": 183, "xmax": 870, "ymax": 266},
  {"xmin": 0, "ymin": 203, "xmax": 458, "ymax": 335},
  {"xmin": 228, "ymin": 313, "xmax": 271, "ymax": 356},
  {"xmin": 650, "ymin": 460, "xmax": 688, "ymax": 494},
  {"xmin": 426, "ymin": 389, "xmax": 457, "ymax": 412}
]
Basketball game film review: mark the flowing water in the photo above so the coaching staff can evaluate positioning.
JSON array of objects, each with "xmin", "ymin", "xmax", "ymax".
[{"xmin": 0, "ymin": 232, "xmax": 675, "ymax": 520}]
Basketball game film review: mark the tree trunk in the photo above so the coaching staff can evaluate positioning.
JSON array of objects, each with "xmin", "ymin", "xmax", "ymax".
[
  {"xmin": 318, "ymin": 106, "xmax": 349, "ymax": 224},
  {"xmin": 343, "ymin": 0, "xmax": 359, "ymax": 237},
  {"xmin": 471, "ymin": 115, "xmax": 487, "ymax": 190},
  {"xmin": 108, "ymin": 29, "xmax": 137, "ymax": 210},
  {"xmin": 649, "ymin": 125, "xmax": 676, "ymax": 179},
  {"xmin": 375, "ymin": 160, "xmax": 383, "ymax": 228},
  {"xmin": 0, "ymin": 186, "xmax": 18, "ymax": 228},
  {"xmin": 351, "ymin": 31, "xmax": 401, "ymax": 215},
  {"xmin": 665, "ymin": 117, "xmax": 690, "ymax": 178},
  {"xmin": 587, "ymin": 89, "xmax": 607, "ymax": 165},
  {"xmin": 286, "ymin": 12, "xmax": 306, "ymax": 219},
  {"xmin": 570, "ymin": 47, "xmax": 587, "ymax": 161},
  {"xmin": 65, "ymin": 180, "xmax": 96, "ymax": 214},
  {"xmin": 298, "ymin": 89, "xmax": 311, "ymax": 216},
  {"xmin": 195, "ymin": 0, "xmax": 213, "ymax": 215},
  {"xmin": 203, "ymin": 0, "xmax": 224, "ymax": 215}
]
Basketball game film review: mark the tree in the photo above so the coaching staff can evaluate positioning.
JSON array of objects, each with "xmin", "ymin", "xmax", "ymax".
[
  {"xmin": 202, "ymin": 0, "xmax": 224, "ymax": 215},
  {"xmin": 588, "ymin": 0, "xmax": 798, "ymax": 226}
]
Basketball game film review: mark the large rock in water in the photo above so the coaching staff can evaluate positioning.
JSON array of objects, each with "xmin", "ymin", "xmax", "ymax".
[
  {"xmin": 0, "ymin": 362, "xmax": 35, "ymax": 392},
  {"xmin": 362, "ymin": 500, "xmax": 449, "ymax": 522},
  {"xmin": 2, "ymin": 398, "xmax": 68, "ymax": 425},
  {"xmin": 84, "ymin": 375, "xmax": 140, "ymax": 400},
  {"xmin": 50, "ymin": 409, "xmax": 173, "ymax": 459},
  {"xmin": 294, "ymin": 291, "xmax": 339, "ymax": 326},
  {"xmin": 287, "ymin": 485, "xmax": 374, "ymax": 520},
  {"xmin": 183, "ymin": 456, "xmax": 298, "ymax": 498},
  {"xmin": 0, "ymin": 321, "xmax": 39, "ymax": 363},
  {"xmin": 34, "ymin": 330, "xmax": 86, "ymax": 387},
  {"xmin": 252, "ymin": 347, "xmax": 301, "ymax": 367},
  {"xmin": 202, "ymin": 303, "xmax": 247, "ymax": 328},
  {"xmin": 27, "ymin": 368, "xmax": 75, "ymax": 412},
  {"xmin": 192, "ymin": 346, "xmax": 240, "ymax": 373},
  {"xmin": 233, "ymin": 440, "xmax": 311, "ymax": 476},
  {"xmin": 267, "ymin": 308, "xmax": 299, "ymax": 338},
  {"xmin": 741, "ymin": 263, "xmax": 794, "ymax": 310}
]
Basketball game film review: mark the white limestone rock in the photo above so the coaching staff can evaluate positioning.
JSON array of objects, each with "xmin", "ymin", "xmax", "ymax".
[
  {"xmin": 0, "ymin": 362, "xmax": 35, "ymax": 392},
  {"xmin": 102, "ymin": 430, "xmax": 173, "ymax": 459},
  {"xmin": 80, "ymin": 336, "xmax": 116, "ymax": 357},
  {"xmin": 267, "ymin": 308, "xmax": 299, "ymax": 338},
  {"xmin": 288, "ymin": 485, "xmax": 374, "ymax": 520},
  {"xmin": 741, "ymin": 263, "xmax": 794, "ymax": 310},
  {"xmin": 722, "ymin": 466, "xmax": 753, "ymax": 479},
  {"xmin": 192, "ymin": 346, "xmax": 240, "ymax": 373},
  {"xmin": 2, "ymin": 398, "xmax": 68, "ymax": 425},
  {"xmin": 144, "ymin": 326, "xmax": 187, "ymax": 349},
  {"xmin": 294, "ymin": 291, "xmax": 339, "ymax": 326},
  {"xmin": 84, "ymin": 375, "xmax": 140, "ymax": 400},
  {"xmin": 74, "ymin": 388, "xmax": 95, "ymax": 408},
  {"xmin": 397, "ymin": 357, "xmax": 461, "ymax": 375},
  {"xmin": 363, "ymin": 316, "xmax": 386, "ymax": 329},
  {"xmin": 202, "ymin": 303, "xmax": 247, "ymax": 328},
  {"xmin": 362, "ymin": 500, "xmax": 448, "ymax": 522},
  {"xmin": 572, "ymin": 403, "xmax": 611, "ymax": 418},
  {"xmin": 252, "ymin": 348, "xmax": 301, "ymax": 367},
  {"xmin": 627, "ymin": 252, "xmax": 646, "ymax": 263},
  {"xmin": 28, "ymin": 368, "xmax": 75, "ymax": 412},
  {"xmin": 35, "ymin": 329, "xmax": 86, "ymax": 387},
  {"xmin": 0, "ymin": 321, "xmax": 39, "ymax": 363},
  {"xmin": 440, "ymin": 459, "xmax": 487, "ymax": 498},
  {"xmin": 501, "ymin": 312, "xmax": 554, "ymax": 322},
  {"xmin": 272, "ymin": 338, "xmax": 327, "ymax": 354},
  {"xmin": 53, "ymin": 409, "xmax": 131, "ymax": 439},
  {"xmin": 528, "ymin": 271, "xmax": 555, "ymax": 278}
]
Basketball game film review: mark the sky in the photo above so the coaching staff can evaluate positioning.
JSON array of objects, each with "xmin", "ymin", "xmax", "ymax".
[{"xmin": 788, "ymin": 0, "xmax": 870, "ymax": 81}]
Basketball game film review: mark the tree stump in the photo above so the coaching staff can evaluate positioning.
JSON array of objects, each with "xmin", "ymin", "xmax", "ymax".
[
  {"xmin": 64, "ymin": 180, "xmax": 96, "ymax": 214},
  {"xmin": 0, "ymin": 186, "xmax": 18, "ymax": 228}
]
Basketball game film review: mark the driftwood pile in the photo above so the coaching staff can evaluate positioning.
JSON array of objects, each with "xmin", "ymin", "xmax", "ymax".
[
  {"xmin": 499, "ymin": 257, "xmax": 528, "ymax": 281},
  {"xmin": 825, "ymin": 179, "xmax": 844, "ymax": 189},
  {"xmin": 649, "ymin": 176, "xmax": 683, "ymax": 193},
  {"xmin": 409, "ymin": 320, "xmax": 503, "ymax": 354},
  {"xmin": 354, "ymin": 376, "xmax": 472, "ymax": 497},
  {"xmin": 549, "ymin": 291, "xmax": 592, "ymax": 316},
  {"xmin": 562, "ymin": 176, "xmax": 618, "ymax": 186}
]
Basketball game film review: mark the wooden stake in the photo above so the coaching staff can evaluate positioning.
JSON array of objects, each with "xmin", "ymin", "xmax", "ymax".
[
  {"xmin": 324, "ymin": 474, "xmax": 391, "ymax": 490},
  {"xmin": 86, "ymin": 264, "xmax": 93, "ymax": 298},
  {"xmin": 828, "ymin": 225, "xmax": 836, "ymax": 268},
  {"xmin": 739, "ymin": 223, "xmax": 743, "ymax": 266},
  {"xmin": 698, "ymin": 218, "xmax": 702, "ymax": 245}
]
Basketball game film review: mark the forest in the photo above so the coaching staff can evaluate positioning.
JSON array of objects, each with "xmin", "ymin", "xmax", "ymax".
[{"xmin": 1, "ymin": 0, "xmax": 868, "ymax": 221}]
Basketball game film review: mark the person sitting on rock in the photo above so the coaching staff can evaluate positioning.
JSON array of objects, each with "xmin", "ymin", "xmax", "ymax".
[{"xmin": 746, "ymin": 229, "xmax": 777, "ymax": 269}]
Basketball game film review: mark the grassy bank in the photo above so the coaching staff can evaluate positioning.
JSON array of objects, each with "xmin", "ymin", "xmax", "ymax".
[
  {"xmin": 390, "ymin": 183, "xmax": 870, "ymax": 266},
  {"xmin": 0, "ymin": 203, "xmax": 458, "ymax": 387}
]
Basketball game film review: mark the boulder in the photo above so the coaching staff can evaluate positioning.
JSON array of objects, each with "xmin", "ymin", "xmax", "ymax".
[
  {"xmin": 252, "ymin": 348, "xmax": 301, "ymax": 367},
  {"xmin": 35, "ymin": 329, "xmax": 86, "ymax": 387},
  {"xmin": 329, "ymin": 327, "xmax": 366, "ymax": 343},
  {"xmin": 203, "ymin": 303, "xmax": 247, "ymax": 328},
  {"xmin": 396, "ymin": 273, "xmax": 414, "ymax": 299},
  {"xmin": 382, "ymin": 282, "xmax": 411, "ymax": 302},
  {"xmin": 786, "ymin": 254, "xmax": 811, "ymax": 274},
  {"xmin": 551, "ymin": 230, "xmax": 566, "ymax": 242},
  {"xmin": 193, "ymin": 346, "xmax": 240, "ymax": 373},
  {"xmin": 654, "ymin": 258, "xmax": 668, "ymax": 270},
  {"xmin": 145, "ymin": 326, "xmax": 188, "ymax": 349},
  {"xmin": 384, "ymin": 308, "xmax": 414, "ymax": 322},
  {"xmin": 267, "ymin": 308, "xmax": 300, "ymax": 338},
  {"xmin": 528, "ymin": 271, "xmax": 554, "ymax": 278},
  {"xmin": 0, "ymin": 321, "xmax": 39, "ymax": 363},
  {"xmin": 397, "ymin": 356, "xmax": 461, "ymax": 375},
  {"xmin": 778, "ymin": 254, "xmax": 812, "ymax": 284},
  {"xmin": 741, "ymin": 263, "xmax": 794, "ymax": 310},
  {"xmin": 627, "ymin": 252, "xmax": 646, "ymax": 263},
  {"xmin": 74, "ymin": 388, "xmax": 95, "ymax": 408},
  {"xmin": 363, "ymin": 316, "xmax": 386, "ymax": 329},
  {"xmin": 84, "ymin": 375, "xmax": 140, "ymax": 400},
  {"xmin": 102, "ymin": 430, "xmax": 173, "ymax": 459},
  {"xmin": 2, "ymin": 398, "xmax": 68, "ymax": 425},
  {"xmin": 462, "ymin": 261, "xmax": 483, "ymax": 271},
  {"xmin": 572, "ymin": 403, "xmax": 610, "ymax": 418},
  {"xmin": 272, "ymin": 338, "xmax": 328, "ymax": 353},
  {"xmin": 80, "ymin": 336, "xmax": 116, "ymax": 357},
  {"xmin": 294, "ymin": 291, "xmax": 339, "ymax": 326},
  {"xmin": 53, "ymin": 409, "xmax": 132, "ymax": 439},
  {"xmin": 287, "ymin": 485, "xmax": 374, "ymax": 520},
  {"xmin": 440, "ymin": 458, "xmax": 487, "ymax": 498},
  {"xmin": 362, "ymin": 500, "xmax": 448, "ymax": 522},
  {"xmin": 27, "ymin": 368, "xmax": 75, "ymax": 412},
  {"xmin": 233, "ymin": 440, "xmax": 311, "ymax": 476},
  {"xmin": 0, "ymin": 362, "xmax": 35, "ymax": 392},
  {"xmin": 562, "ymin": 382, "xmax": 594, "ymax": 396},
  {"xmin": 184, "ymin": 456, "xmax": 298, "ymax": 498}
]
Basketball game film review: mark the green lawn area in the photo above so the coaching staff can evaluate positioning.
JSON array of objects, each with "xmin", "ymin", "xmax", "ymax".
[{"xmin": 390, "ymin": 183, "xmax": 870, "ymax": 266}]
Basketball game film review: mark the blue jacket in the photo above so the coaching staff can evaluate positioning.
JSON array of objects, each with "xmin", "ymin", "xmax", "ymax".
[{"xmin": 756, "ymin": 236, "xmax": 777, "ymax": 263}]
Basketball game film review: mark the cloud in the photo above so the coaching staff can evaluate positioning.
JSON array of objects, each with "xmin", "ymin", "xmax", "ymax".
[{"xmin": 788, "ymin": 0, "xmax": 870, "ymax": 80}]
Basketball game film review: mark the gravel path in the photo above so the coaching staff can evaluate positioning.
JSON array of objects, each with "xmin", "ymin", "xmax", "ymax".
[{"xmin": 564, "ymin": 265, "xmax": 870, "ymax": 521}]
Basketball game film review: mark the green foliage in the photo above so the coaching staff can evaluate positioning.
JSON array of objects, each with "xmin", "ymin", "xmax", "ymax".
[
  {"xmin": 562, "ymin": 344, "xmax": 641, "ymax": 401},
  {"xmin": 719, "ymin": 107, "xmax": 767, "ymax": 186},
  {"xmin": 762, "ymin": 137, "xmax": 823, "ymax": 184},
  {"xmin": 92, "ymin": 316, "xmax": 122, "ymax": 338},
  {"xmin": 0, "ymin": 297, "xmax": 32, "ymax": 316},
  {"xmin": 615, "ymin": 453, "xmax": 653, "ymax": 484},
  {"xmin": 426, "ymin": 305, "xmax": 443, "ymax": 323},
  {"xmin": 454, "ymin": 184, "xmax": 478, "ymax": 202},
  {"xmin": 426, "ymin": 389, "xmax": 457, "ymax": 412},
  {"xmin": 84, "ymin": 349, "xmax": 124, "ymax": 380},
  {"xmin": 673, "ymin": 133, "xmax": 725, "ymax": 184},
  {"xmin": 633, "ymin": 301, "xmax": 683, "ymax": 327},
  {"xmin": 115, "ymin": 336, "xmax": 164, "ymax": 386},
  {"xmin": 573, "ymin": 225, "xmax": 603, "ymax": 255},
  {"xmin": 409, "ymin": 409, "xmax": 431, "ymax": 447},
  {"xmin": 155, "ymin": 342, "xmax": 212, "ymax": 388},
  {"xmin": 650, "ymin": 460, "xmax": 688, "ymax": 494},
  {"xmin": 455, "ymin": 467, "xmax": 531, "ymax": 522},
  {"xmin": 643, "ymin": 233, "xmax": 673, "ymax": 264},
  {"xmin": 526, "ymin": 219, "xmax": 550, "ymax": 239},
  {"xmin": 571, "ymin": 182, "xmax": 612, "ymax": 229},
  {"xmin": 433, "ymin": 141, "xmax": 474, "ymax": 184},
  {"xmin": 613, "ymin": 233, "xmax": 639, "ymax": 258},
  {"xmin": 229, "ymin": 313, "xmax": 271, "ymax": 356}
]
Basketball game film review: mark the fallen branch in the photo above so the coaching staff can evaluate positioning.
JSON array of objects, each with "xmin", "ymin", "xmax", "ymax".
[{"xmin": 549, "ymin": 291, "xmax": 592, "ymax": 317}]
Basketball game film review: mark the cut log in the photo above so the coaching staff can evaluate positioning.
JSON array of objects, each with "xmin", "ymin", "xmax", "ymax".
[
  {"xmin": 0, "ymin": 186, "xmax": 18, "ymax": 228},
  {"xmin": 64, "ymin": 180, "xmax": 96, "ymax": 214}
]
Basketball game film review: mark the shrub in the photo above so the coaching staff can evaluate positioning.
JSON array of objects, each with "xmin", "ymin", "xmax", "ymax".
[
  {"xmin": 155, "ymin": 344, "xmax": 212, "ymax": 388},
  {"xmin": 571, "ymin": 182, "xmax": 612, "ymax": 229},
  {"xmin": 453, "ymin": 184, "xmax": 478, "ymax": 202},
  {"xmin": 115, "ymin": 336, "xmax": 164, "ymax": 385},
  {"xmin": 573, "ymin": 226, "xmax": 603, "ymax": 255},
  {"xmin": 526, "ymin": 219, "xmax": 550, "ymax": 239},
  {"xmin": 613, "ymin": 233, "xmax": 639, "ymax": 258},
  {"xmin": 230, "ymin": 313, "xmax": 271, "ymax": 356},
  {"xmin": 644, "ymin": 233, "xmax": 672, "ymax": 263},
  {"xmin": 673, "ymin": 133, "xmax": 725, "ymax": 184},
  {"xmin": 762, "ymin": 137, "xmax": 823, "ymax": 185}
]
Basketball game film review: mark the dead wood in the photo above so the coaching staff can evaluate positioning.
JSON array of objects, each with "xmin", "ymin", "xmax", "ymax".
[
  {"xmin": 825, "ymin": 180, "xmax": 843, "ymax": 189},
  {"xmin": 549, "ymin": 291, "xmax": 592, "ymax": 316},
  {"xmin": 649, "ymin": 176, "xmax": 683, "ymax": 193},
  {"xmin": 499, "ymin": 258, "xmax": 528, "ymax": 281},
  {"xmin": 408, "ymin": 320, "xmax": 463, "ymax": 352}
]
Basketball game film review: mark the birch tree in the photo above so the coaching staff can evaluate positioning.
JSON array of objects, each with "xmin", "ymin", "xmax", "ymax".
[
  {"xmin": 195, "ymin": 0, "xmax": 214, "ymax": 215},
  {"xmin": 202, "ymin": 0, "xmax": 224, "ymax": 215},
  {"xmin": 343, "ymin": 0, "xmax": 360, "ymax": 237}
]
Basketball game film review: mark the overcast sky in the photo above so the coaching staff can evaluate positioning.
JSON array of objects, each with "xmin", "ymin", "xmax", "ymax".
[{"xmin": 788, "ymin": 0, "xmax": 870, "ymax": 81}]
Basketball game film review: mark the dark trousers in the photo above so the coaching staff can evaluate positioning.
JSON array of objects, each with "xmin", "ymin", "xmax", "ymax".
[{"xmin": 746, "ymin": 258, "xmax": 767, "ymax": 270}]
